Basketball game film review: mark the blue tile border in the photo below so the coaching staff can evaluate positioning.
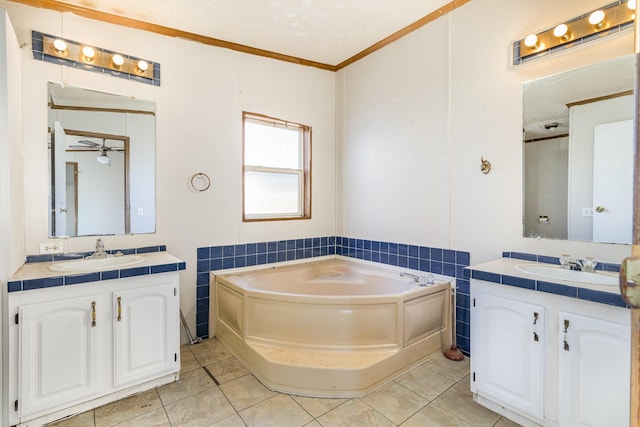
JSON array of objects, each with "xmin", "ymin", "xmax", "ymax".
[
  {"xmin": 9, "ymin": 245, "xmax": 184, "ymax": 292},
  {"xmin": 196, "ymin": 236, "xmax": 471, "ymax": 354},
  {"xmin": 467, "ymin": 252, "xmax": 626, "ymax": 309}
]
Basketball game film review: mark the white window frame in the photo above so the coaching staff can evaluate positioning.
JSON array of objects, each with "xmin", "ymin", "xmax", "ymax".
[{"xmin": 242, "ymin": 112, "xmax": 311, "ymax": 221}]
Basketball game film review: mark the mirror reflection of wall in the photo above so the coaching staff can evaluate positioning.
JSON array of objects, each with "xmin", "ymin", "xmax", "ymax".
[
  {"xmin": 47, "ymin": 82, "xmax": 156, "ymax": 238},
  {"xmin": 522, "ymin": 54, "xmax": 634, "ymax": 245}
]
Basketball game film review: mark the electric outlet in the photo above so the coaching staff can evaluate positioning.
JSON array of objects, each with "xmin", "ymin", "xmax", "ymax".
[
  {"xmin": 40, "ymin": 242, "xmax": 63, "ymax": 254},
  {"xmin": 137, "ymin": 208, "xmax": 144, "ymax": 216}
]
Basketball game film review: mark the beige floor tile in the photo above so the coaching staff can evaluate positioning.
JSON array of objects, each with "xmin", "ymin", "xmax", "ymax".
[
  {"xmin": 209, "ymin": 413, "xmax": 247, "ymax": 427},
  {"xmin": 361, "ymin": 382, "xmax": 428, "ymax": 424},
  {"xmin": 112, "ymin": 408, "xmax": 170, "ymax": 427},
  {"xmin": 291, "ymin": 395, "xmax": 348, "ymax": 418},
  {"xmin": 316, "ymin": 399, "xmax": 395, "ymax": 427},
  {"xmin": 95, "ymin": 389, "xmax": 162, "ymax": 427},
  {"xmin": 395, "ymin": 363, "xmax": 457, "ymax": 401},
  {"xmin": 495, "ymin": 416, "xmax": 524, "ymax": 426},
  {"xmin": 304, "ymin": 422, "xmax": 322, "ymax": 427},
  {"xmin": 239, "ymin": 394, "xmax": 313, "ymax": 427},
  {"xmin": 156, "ymin": 367, "xmax": 217, "ymax": 405},
  {"xmin": 164, "ymin": 387, "xmax": 236, "ymax": 427},
  {"xmin": 425, "ymin": 352, "xmax": 470, "ymax": 382},
  {"xmin": 46, "ymin": 410, "xmax": 95, "ymax": 427},
  {"xmin": 219, "ymin": 375, "xmax": 277, "ymax": 411},
  {"xmin": 205, "ymin": 356, "xmax": 249, "ymax": 384},
  {"xmin": 400, "ymin": 404, "xmax": 473, "ymax": 427},
  {"xmin": 181, "ymin": 346, "xmax": 202, "ymax": 373},
  {"xmin": 190, "ymin": 338, "xmax": 234, "ymax": 365},
  {"xmin": 431, "ymin": 382, "xmax": 500, "ymax": 427}
]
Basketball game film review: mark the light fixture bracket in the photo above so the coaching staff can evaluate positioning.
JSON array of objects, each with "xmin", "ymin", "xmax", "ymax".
[
  {"xmin": 513, "ymin": 1, "xmax": 634, "ymax": 65},
  {"xmin": 32, "ymin": 31, "xmax": 160, "ymax": 86}
]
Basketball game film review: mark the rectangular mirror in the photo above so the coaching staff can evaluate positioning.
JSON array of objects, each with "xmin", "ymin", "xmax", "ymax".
[
  {"xmin": 522, "ymin": 54, "xmax": 634, "ymax": 245},
  {"xmin": 47, "ymin": 82, "xmax": 156, "ymax": 237}
]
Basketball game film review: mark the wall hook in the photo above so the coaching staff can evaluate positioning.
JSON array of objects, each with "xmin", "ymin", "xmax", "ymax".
[{"xmin": 480, "ymin": 157, "xmax": 491, "ymax": 175}]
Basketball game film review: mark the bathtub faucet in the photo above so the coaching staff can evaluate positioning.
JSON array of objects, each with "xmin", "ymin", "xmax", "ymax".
[{"xmin": 400, "ymin": 272, "xmax": 421, "ymax": 282}]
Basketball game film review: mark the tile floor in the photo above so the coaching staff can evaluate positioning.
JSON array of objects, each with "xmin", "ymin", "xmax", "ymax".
[{"xmin": 49, "ymin": 338, "xmax": 520, "ymax": 427}]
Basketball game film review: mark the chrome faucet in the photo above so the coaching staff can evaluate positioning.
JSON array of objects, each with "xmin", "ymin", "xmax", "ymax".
[
  {"xmin": 400, "ymin": 272, "xmax": 421, "ymax": 282},
  {"xmin": 93, "ymin": 238, "xmax": 107, "ymax": 259}
]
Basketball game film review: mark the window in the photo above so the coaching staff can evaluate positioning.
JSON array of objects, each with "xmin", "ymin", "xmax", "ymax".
[{"xmin": 243, "ymin": 112, "xmax": 311, "ymax": 221}]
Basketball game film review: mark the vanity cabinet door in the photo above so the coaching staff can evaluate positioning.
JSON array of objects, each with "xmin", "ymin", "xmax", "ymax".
[
  {"xmin": 113, "ymin": 282, "xmax": 178, "ymax": 387},
  {"xmin": 19, "ymin": 295, "xmax": 101, "ymax": 417},
  {"xmin": 558, "ymin": 312, "xmax": 629, "ymax": 427},
  {"xmin": 471, "ymin": 293, "xmax": 544, "ymax": 420}
]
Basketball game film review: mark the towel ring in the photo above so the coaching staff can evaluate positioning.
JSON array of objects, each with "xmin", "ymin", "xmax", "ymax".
[{"xmin": 190, "ymin": 172, "xmax": 211, "ymax": 192}]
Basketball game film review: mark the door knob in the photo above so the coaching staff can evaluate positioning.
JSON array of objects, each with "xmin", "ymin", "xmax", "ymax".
[{"xmin": 595, "ymin": 206, "xmax": 605, "ymax": 213}]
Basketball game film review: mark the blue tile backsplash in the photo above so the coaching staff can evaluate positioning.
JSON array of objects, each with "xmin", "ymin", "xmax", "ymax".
[{"xmin": 196, "ymin": 236, "xmax": 471, "ymax": 355}]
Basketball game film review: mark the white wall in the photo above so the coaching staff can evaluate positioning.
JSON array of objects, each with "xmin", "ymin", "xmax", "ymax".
[
  {"xmin": 339, "ymin": 0, "xmax": 634, "ymax": 265},
  {"xmin": 0, "ymin": 8, "xmax": 23, "ymax": 426},
  {"xmin": 0, "ymin": 1, "xmax": 336, "ymax": 337}
]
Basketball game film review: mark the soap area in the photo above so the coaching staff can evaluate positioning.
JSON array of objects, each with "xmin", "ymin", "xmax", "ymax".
[
  {"xmin": 5, "ymin": 247, "xmax": 185, "ymax": 426},
  {"xmin": 467, "ymin": 256, "xmax": 630, "ymax": 426}
]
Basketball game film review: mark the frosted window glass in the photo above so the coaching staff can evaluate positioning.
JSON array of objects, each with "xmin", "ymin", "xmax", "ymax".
[
  {"xmin": 245, "ymin": 171, "xmax": 300, "ymax": 215},
  {"xmin": 245, "ymin": 122, "xmax": 300, "ymax": 169}
]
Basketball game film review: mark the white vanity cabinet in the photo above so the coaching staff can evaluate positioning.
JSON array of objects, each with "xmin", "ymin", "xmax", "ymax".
[
  {"xmin": 19, "ymin": 294, "xmax": 102, "ymax": 416},
  {"xmin": 113, "ymin": 283, "xmax": 178, "ymax": 387},
  {"xmin": 471, "ymin": 279, "xmax": 630, "ymax": 427},
  {"xmin": 470, "ymin": 294, "xmax": 544, "ymax": 421},
  {"xmin": 8, "ymin": 272, "xmax": 180, "ymax": 427},
  {"xmin": 558, "ymin": 312, "xmax": 630, "ymax": 427}
]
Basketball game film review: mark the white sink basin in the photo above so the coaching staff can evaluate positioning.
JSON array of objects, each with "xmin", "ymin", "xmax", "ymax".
[
  {"xmin": 514, "ymin": 263, "xmax": 618, "ymax": 286},
  {"xmin": 49, "ymin": 255, "xmax": 145, "ymax": 273}
]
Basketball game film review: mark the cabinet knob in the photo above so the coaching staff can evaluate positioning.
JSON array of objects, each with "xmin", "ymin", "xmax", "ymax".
[
  {"xmin": 533, "ymin": 332, "xmax": 539, "ymax": 342},
  {"xmin": 117, "ymin": 297, "xmax": 122, "ymax": 322}
]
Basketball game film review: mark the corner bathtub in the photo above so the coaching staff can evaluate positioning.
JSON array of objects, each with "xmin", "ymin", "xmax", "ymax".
[{"xmin": 211, "ymin": 257, "xmax": 453, "ymax": 397}]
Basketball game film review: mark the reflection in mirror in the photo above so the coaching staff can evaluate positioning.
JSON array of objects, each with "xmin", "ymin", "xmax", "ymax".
[
  {"xmin": 522, "ymin": 55, "xmax": 634, "ymax": 244},
  {"xmin": 47, "ymin": 82, "xmax": 156, "ymax": 237}
]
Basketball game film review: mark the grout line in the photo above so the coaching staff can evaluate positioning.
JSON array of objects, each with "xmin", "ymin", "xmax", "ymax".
[{"xmin": 202, "ymin": 365, "xmax": 220, "ymax": 386}]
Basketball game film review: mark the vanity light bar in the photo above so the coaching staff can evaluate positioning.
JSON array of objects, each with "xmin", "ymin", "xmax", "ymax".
[
  {"xmin": 36, "ymin": 32, "xmax": 158, "ymax": 84},
  {"xmin": 513, "ymin": 0, "xmax": 635, "ymax": 65}
]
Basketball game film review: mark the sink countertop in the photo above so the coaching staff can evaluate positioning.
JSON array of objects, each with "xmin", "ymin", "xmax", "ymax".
[
  {"xmin": 8, "ymin": 251, "xmax": 186, "ymax": 292},
  {"xmin": 467, "ymin": 258, "xmax": 626, "ymax": 307}
]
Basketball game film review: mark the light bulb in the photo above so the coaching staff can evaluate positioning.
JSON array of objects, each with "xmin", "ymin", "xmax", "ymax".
[
  {"xmin": 112, "ymin": 54, "xmax": 124, "ymax": 68},
  {"xmin": 589, "ymin": 10, "xmax": 605, "ymax": 26},
  {"xmin": 53, "ymin": 39, "xmax": 67, "ymax": 54},
  {"xmin": 137, "ymin": 60, "xmax": 149, "ymax": 72},
  {"xmin": 553, "ymin": 24, "xmax": 569, "ymax": 38},
  {"xmin": 82, "ymin": 46, "xmax": 96, "ymax": 62},
  {"xmin": 96, "ymin": 152, "xmax": 110, "ymax": 165},
  {"xmin": 524, "ymin": 34, "xmax": 538, "ymax": 48},
  {"xmin": 629, "ymin": 0, "xmax": 636, "ymax": 10}
]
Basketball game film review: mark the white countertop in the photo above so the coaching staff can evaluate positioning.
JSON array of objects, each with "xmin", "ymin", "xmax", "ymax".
[
  {"xmin": 468, "ymin": 257, "xmax": 620, "ymax": 295},
  {"xmin": 10, "ymin": 251, "xmax": 183, "ymax": 282}
]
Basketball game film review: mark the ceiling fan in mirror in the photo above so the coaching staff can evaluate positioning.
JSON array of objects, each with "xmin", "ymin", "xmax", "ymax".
[{"xmin": 68, "ymin": 139, "xmax": 123, "ymax": 165}]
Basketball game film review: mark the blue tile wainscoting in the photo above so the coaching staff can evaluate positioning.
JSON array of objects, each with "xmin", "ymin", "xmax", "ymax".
[
  {"xmin": 196, "ymin": 237, "xmax": 472, "ymax": 355},
  {"xmin": 465, "ymin": 252, "xmax": 626, "ymax": 309}
]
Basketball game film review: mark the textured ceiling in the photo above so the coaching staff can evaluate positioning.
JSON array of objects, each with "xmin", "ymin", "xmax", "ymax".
[{"xmin": 47, "ymin": 0, "xmax": 454, "ymax": 66}]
